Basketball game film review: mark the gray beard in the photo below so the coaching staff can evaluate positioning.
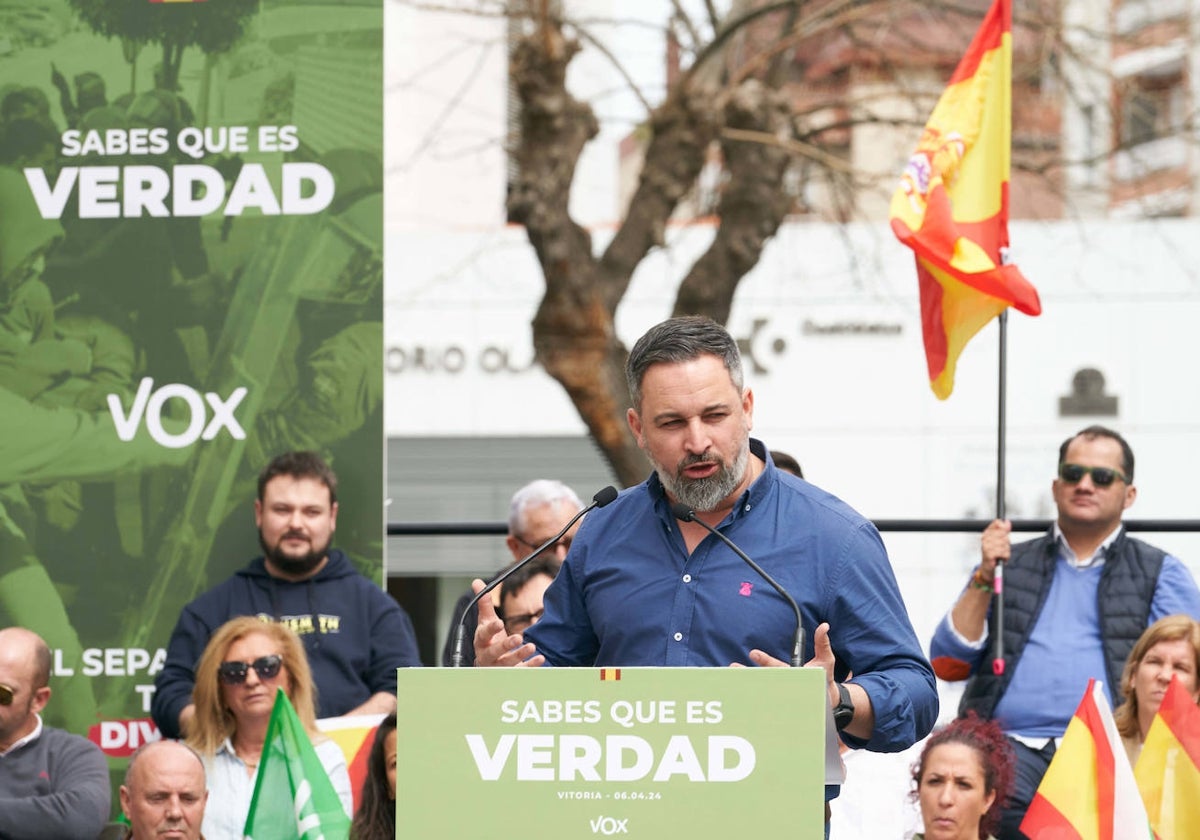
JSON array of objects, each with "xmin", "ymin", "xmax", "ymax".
[{"xmin": 657, "ymin": 438, "xmax": 750, "ymax": 512}]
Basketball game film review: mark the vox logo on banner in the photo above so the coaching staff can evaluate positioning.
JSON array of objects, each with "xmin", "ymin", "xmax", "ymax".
[
  {"xmin": 107, "ymin": 377, "xmax": 248, "ymax": 448},
  {"xmin": 590, "ymin": 816, "xmax": 629, "ymax": 835}
]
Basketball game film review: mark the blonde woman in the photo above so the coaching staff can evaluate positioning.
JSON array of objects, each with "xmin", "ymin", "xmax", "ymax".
[
  {"xmin": 1114, "ymin": 613, "xmax": 1200, "ymax": 765},
  {"xmin": 186, "ymin": 617, "xmax": 352, "ymax": 839}
]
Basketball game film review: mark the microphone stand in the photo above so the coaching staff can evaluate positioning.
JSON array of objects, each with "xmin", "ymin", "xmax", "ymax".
[
  {"xmin": 451, "ymin": 486, "xmax": 619, "ymax": 667},
  {"xmin": 670, "ymin": 503, "xmax": 805, "ymax": 667}
]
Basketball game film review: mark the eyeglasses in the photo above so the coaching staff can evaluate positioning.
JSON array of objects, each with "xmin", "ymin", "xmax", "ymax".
[
  {"xmin": 218, "ymin": 654, "xmax": 283, "ymax": 685},
  {"xmin": 515, "ymin": 535, "xmax": 572, "ymax": 555},
  {"xmin": 0, "ymin": 683, "xmax": 13, "ymax": 706},
  {"xmin": 503, "ymin": 608, "xmax": 545, "ymax": 633},
  {"xmin": 1059, "ymin": 463, "xmax": 1129, "ymax": 487}
]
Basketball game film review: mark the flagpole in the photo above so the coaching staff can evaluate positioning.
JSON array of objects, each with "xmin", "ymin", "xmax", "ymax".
[{"xmin": 992, "ymin": 310, "xmax": 1007, "ymax": 676}]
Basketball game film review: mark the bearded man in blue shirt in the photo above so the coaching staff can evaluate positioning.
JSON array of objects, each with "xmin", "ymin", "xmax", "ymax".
[{"xmin": 474, "ymin": 315, "xmax": 937, "ymax": 757}]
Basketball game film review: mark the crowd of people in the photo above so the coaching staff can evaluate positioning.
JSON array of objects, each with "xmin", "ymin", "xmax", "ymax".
[{"xmin": 2, "ymin": 316, "xmax": 1199, "ymax": 839}]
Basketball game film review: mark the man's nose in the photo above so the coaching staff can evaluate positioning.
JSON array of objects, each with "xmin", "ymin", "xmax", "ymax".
[{"xmin": 683, "ymin": 419, "xmax": 710, "ymax": 454}]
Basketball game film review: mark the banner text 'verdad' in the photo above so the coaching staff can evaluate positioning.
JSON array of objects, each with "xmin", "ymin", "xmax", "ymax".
[
  {"xmin": 470, "ymin": 698, "xmax": 750, "ymax": 782},
  {"xmin": 25, "ymin": 125, "xmax": 333, "ymax": 219},
  {"xmin": 465, "ymin": 733, "xmax": 756, "ymax": 782}
]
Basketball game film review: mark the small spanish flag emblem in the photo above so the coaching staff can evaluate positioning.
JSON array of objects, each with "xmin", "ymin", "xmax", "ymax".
[{"xmin": 600, "ymin": 669, "xmax": 621, "ymax": 681}]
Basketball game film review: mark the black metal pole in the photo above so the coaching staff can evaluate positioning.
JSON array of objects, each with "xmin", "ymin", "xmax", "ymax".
[{"xmin": 992, "ymin": 310, "xmax": 1007, "ymax": 676}]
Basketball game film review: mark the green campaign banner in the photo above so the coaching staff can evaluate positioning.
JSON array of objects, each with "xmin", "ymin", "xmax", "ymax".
[
  {"xmin": 0, "ymin": 0, "xmax": 383, "ymax": 760},
  {"xmin": 396, "ymin": 667, "xmax": 827, "ymax": 838}
]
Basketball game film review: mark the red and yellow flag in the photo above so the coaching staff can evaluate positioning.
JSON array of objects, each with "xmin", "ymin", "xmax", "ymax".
[
  {"xmin": 1135, "ymin": 675, "xmax": 1200, "ymax": 840},
  {"xmin": 890, "ymin": 0, "xmax": 1041, "ymax": 399},
  {"xmin": 1020, "ymin": 679, "xmax": 1153, "ymax": 840}
]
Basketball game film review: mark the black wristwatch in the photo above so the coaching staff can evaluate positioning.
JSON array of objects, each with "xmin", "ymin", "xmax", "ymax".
[{"xmin": 833, "ymin": 683, "xmax": 854, "ymax": 731}]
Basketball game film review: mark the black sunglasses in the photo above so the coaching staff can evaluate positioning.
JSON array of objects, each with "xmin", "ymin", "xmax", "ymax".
[
  {"xmin": 0, "ymin": 683, "xmax": 12, "ymax": 706},
  {"xmin": 218, "ymin": 654, "xmax": 283, "ymax": 685},
  {"xmin": 1059, "ymin": 463, "xmax": 1129, "ymax": 487}
]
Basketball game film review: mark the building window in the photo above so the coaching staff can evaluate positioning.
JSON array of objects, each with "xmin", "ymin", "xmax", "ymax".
[{"xmin": 1119, "ymin": 71, "xmax": 1183, "ymax": 147}]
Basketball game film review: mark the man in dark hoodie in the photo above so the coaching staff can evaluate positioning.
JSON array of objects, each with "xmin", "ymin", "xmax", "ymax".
[{"xmin": 151, "ymin": 451, "xmax": 421, "ymax": 739}]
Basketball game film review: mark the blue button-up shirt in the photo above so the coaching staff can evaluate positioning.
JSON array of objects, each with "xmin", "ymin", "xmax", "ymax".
[{"xmin": 526, "ymin": 440, "xmax": 938, "ymax": 753}]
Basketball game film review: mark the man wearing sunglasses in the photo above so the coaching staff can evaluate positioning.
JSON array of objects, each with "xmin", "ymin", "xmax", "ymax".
[
  {"xmin": 152, "ymin": 451, "xmax": 422, "ymax": 739},
  {"xmin": 0, "ymin": 626, "xmax": 111, "ymax": 840},
  {"xmin": 930, "ymin": 425, "xmax": 1200, "ymax": 839}
]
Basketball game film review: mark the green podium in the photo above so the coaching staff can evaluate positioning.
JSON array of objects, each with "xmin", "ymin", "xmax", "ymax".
[{"xmin": 395, "ymin": 666, "xmax": 830, "ymax": 838}]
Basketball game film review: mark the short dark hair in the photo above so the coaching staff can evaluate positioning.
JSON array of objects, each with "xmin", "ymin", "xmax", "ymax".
[
  {"xmin": 911, "ymin": 714, "xmax": 1014, "ymax": 840},
  {"xmin": 625, "ymin": 316, "xmax": 743, "ymax": 410},
  {"xmin": 770, "ymin": 451, "xmax": 803, "ymax": 479},
  {"xmin": 1058, "ymin": 425, "xmax": 1134, "ymax": 482},
  {"xmin": 257, "ymin": 451, "xmax": 338, "ymax": 504},
  {"xmin": 499, "ymin": 555, "xmax": 562, "ymax": 614}
]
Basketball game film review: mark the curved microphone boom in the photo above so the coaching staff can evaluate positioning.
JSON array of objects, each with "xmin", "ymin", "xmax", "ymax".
[
  {"xmin": 670, "ymin": 502, "xmax": 805, "ymax": 667},
  {"xmin": 451, "ymin": 485, "xmax": 619, "ymax": 667}
]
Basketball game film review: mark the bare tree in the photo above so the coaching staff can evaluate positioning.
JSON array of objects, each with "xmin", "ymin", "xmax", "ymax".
[
  {"xmin": 424, "ymin": 0, "xmax": 1177, "ymax": 485},
  {"xmin": 507, "ymin": 0, "xmax": 973, "ymax": 485}
]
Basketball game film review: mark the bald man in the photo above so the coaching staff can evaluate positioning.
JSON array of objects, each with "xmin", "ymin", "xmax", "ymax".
[
  {"xmin": 120, "ymin": 740, "xmax": 208, "ymax": 840},
  {"xmin": 0, "ymin": 626, "xmax": 111, "ymax": 840}
]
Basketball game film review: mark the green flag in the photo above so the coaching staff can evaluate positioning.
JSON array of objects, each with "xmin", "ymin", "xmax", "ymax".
[{"xmin": 243, "ymin": 689, "xmax": 351, "ymax": 840}]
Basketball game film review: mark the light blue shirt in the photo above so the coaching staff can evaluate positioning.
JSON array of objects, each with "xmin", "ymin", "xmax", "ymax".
[
  {"xmin": 201, "ymin": 736, "xmax": 352, "ymax": 840},
  {"xmin": 930, "ymin": 527, "xmax": 1200, "ymax": 737}
]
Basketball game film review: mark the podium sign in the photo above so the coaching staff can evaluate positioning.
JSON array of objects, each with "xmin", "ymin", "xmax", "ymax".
[{"xmin": 396, "ymin": 667, "xmax": 826, "ymax": 838}]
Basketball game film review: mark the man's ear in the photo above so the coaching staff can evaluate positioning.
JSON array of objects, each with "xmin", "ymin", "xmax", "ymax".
[
  {"xmin": 504, "ymin": 535, "xmax": 523, "ymax": 562},
  {"xmin": 1123, "ymin": 484, "xmax": 1137, "ymax": 511},
  {"xmin": 30, "ymin": 685, "xmax": 51, "ymax": 716},
  {"xmin": 119, "ymin": 785, "xmax": 132, "ymax": 822},
  {"xmin": 254, "ymin": 498, "xmax": 263, "ymax": 528},
  {"xmin": 627, "ymin": 407, "xmax": 643, "ymax": 447}
]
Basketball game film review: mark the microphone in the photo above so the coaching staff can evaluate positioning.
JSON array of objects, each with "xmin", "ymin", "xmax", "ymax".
[
  {"xmin": 670, "ymin": 502, "xmax": 805, "ymax": 667},
  {"xmin": 451, "ymin": 485, "xmax": 619, "ymax": 667}
]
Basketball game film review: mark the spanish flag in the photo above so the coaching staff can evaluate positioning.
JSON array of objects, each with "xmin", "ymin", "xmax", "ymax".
[
  {"xmin": 1134, "ymin": 675, "xmax": 1200, "ymax": 840},
  {"xmin": 889, "ymin": 0, "xmax": 1041, "ymax": 399},
  {"xmin": 1020, "ymin": 679, "xmax": 1153, "ymax": 839}
]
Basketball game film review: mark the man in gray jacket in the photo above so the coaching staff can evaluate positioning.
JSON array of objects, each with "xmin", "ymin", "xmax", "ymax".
[{"xmin": 0, "ymin": 626, "xmax": 111, "ymax": 840}]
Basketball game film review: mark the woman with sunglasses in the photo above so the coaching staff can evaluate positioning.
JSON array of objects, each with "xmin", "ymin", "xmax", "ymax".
[
  {"xmin": 350, "ymin": 713, "xmax": 397, "ymax": 840},
  {"xmin": 186, "ymin": 617, "xmax": 353, "ymax": 839},
  {"xmin": 1114, "ymin": 614, "xmax": 1200, "ymax": 764}
]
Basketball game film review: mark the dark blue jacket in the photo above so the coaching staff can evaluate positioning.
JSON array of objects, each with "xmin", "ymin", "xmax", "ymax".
[
  {"xmin": 958, "ymin": 529, "xmax": 1164, "ymax": 720},
  {"xmin": 152, "ymin": 550, "xmax": 421, "ymax": 738}
]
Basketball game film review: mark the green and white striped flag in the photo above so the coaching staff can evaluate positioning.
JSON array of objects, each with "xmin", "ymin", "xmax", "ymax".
[{"xmin": 243, "ymin": 689, "xmax": 350, "ymax": 840}]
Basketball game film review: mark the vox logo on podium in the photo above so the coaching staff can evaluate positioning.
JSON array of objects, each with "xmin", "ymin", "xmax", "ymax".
[
  {"xmin": 589, "ymin": 817, "xmax": 629, "ymax": 835},
  {"xmin": 107, "ymin": 377, "xmax": 248, "ymax": 448}
]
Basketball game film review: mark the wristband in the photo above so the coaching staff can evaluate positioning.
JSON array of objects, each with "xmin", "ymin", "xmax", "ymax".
[{"xmin": 970, "ymin": 569, "xmax": 994, "ymax": 592}]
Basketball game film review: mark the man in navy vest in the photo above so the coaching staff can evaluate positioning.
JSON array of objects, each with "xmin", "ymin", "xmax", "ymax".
[{"xmin": 930, "ymin": 425, "xmax": 1200, "ymax": 838}]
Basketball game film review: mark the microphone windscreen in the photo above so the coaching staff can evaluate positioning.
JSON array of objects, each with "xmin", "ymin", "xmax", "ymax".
[
  {"xmin": 593, "ymin": 486, "xmax": 619, "ymax": 507},
  {"xmin": 669, "ymin": 502, "xmax": 695, "ymax": 522}
]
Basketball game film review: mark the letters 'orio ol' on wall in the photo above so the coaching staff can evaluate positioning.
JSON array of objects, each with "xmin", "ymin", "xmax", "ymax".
[{"xmin": 0, "ymin": 0, "xmax": 383, "ymax": 771}]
